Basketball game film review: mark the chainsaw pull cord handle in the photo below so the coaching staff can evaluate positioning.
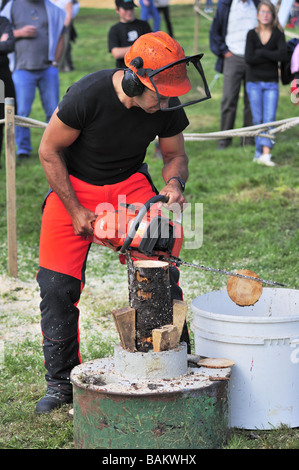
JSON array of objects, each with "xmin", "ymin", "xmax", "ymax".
[{"xmin": 119, "ymin": 194, "xmax": 169, "ymax": 254}]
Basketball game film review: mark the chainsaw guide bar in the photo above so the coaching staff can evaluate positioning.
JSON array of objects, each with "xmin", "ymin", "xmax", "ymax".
[
  {"xmin": 158, "ymin": 255, "xmax": 286, "ymax": 287},
  {"xmin": 93, "ymin": 194, "xmax": 287, "ymax": 289}
]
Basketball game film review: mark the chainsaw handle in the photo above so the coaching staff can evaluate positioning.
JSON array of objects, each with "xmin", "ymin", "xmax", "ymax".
[{"xmin": 119, "ymin": 194, "xmax": 169, "ymax": 254}]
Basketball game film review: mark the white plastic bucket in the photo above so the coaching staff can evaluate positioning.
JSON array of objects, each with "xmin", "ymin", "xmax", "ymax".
[{"xmin": 191, "ymin": 288, "xmax": 299, "ymax": 430}]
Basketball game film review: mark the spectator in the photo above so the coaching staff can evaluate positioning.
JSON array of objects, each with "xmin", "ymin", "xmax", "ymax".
[
  {"xmin": 245, "ymin": 0, "xmax": 288, "ymax": 166},
  {"xmin": 50, "ymin": 0, "xmax": 73, "ymax": 72},
  {"xmin": 290, "ymin": 42, "xmax": 299, "ymax": 105},
  {"xmin": 204, "ymin": 0, "xmax": 213, "ymax": 14},
  {"xmin": 108, "ymin": 0, "xmax": 151, "ymax": 68},
  {"xmin": 0, "ymin": 14, "xmax": 15, "ymax": 165},
  {"xmin": 209, "ymin": 0, "xmax": 259, "ymax": 150},
  {"xmin": 153, "ymin": 0, "xmax": 173, "ymax": 36},
  {"xmin": 1, "ymin": 0, "xmax": 65, "ymax": 160},
  {"xmin": 65, "ymin": 0, "xmax": 80, "ymax": 71},
  {"xmin": 139, "ymin": 0, "xmax": 160, "ymax": 32}
]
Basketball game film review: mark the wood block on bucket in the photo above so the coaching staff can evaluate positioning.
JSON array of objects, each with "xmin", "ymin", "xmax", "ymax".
[
  {"xmin": 227, "ymin": 269, "xmax": 263, "ymax": 306},
  {"xmin": 152, "ymin": 324, "xmax": 179, "ymax": 352},
  {"xmin": 197, "ymin": 358, "xmax": 235, "ymax": 369}
]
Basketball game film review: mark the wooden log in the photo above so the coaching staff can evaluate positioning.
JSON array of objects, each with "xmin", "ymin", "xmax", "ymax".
[
  {"xmin": 173, "ymin": 299, "xmax": 188, "ymax": 340},
  {"xmin": 152, "ymin": 324, "xmax": 179, "ymax": 352},
  {"xmin": 127, "ymin": 257, "xmax": 173, "ymax": 352},
  {"xmin": 111, "ymin": 307, "xmax": 136, "ymax": 352}
]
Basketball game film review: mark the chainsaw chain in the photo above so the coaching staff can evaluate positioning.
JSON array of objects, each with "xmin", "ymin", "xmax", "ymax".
[{"xmin": 159, "ymin": 255, "xmax": 286, "ymax": 287}]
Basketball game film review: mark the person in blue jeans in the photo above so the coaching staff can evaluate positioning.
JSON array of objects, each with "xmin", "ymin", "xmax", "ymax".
[
  {"xmin": 1, "ymin": 0, "xmax": 65, "ymax": 160},
  {"xmin": 139, "ymin": 0, "xmax": 160, "ymax": 32},
  {"xmin": 245, "ymin": 0, "xmax": 288, "ymax": 166}
]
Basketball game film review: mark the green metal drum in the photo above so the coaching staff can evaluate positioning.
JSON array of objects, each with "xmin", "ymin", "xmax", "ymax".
[{"xmin": 71, "ymin": 357, "xmax": 230, "ymax": 449}]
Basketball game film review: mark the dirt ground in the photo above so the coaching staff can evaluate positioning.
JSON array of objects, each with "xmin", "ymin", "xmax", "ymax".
[{"xmin": 80, "ymin": 0, "xmax": 194, "ymax": 9}]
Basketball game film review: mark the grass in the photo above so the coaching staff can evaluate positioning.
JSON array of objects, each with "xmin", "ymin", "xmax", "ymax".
[{"xmin": 0, "ymin": 5, "xmax": 299, "ymax": 449}]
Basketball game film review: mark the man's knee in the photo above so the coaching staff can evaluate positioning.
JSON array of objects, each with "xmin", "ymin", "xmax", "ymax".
[{"xmin": 37, "ymin": 267, "xmax": 82, "ymax": 341}]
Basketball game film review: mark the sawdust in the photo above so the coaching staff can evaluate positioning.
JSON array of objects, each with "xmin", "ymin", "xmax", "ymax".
[
  {"xmin": 0, "ymin": 275, "xmax": 41, "ymax": 342},
  {"xmin": 71, "ymin": 356, "xmax": 231, "ymax": 395},
  {"xmin": 0, "ymin": 272, "xmax": 122, "ymax": 344},
  {"xmin": 0, "ymin": 243, "xmax": 218, "ymax": 347}
]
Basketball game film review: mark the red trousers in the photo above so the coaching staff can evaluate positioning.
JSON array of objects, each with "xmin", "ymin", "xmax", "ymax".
[
  {"xmin": 37, "ymin": 172, "xmax": 187, "ymax": 391},
  {"xmin": 39, "ymin": 172, "xmax": 159, "ymax": 280}
]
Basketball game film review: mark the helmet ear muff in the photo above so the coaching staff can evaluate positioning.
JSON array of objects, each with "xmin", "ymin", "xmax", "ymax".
[
  {"xmin": 121, "ymin": 69, "xmax": 145, "ymax": 97},
  {"xmin": 121, "ymin": 69, "xmax": 144, "ymax": 98},
  {"xmin": 122, "ymin": 56, "xmax": 145, "ymax": 97}
]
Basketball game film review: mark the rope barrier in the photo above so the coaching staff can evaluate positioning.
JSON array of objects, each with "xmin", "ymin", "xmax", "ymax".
[
  {"xmin": 3, "ymin": 104, "xmax": 298, "ymax": 279},
  {"xmin": 1, "ymin": 114, "xmax": 298, "ymax": 142},
  {"xmin": 183, "ymin": 117, "xmax": 299, "ymax": 141}
]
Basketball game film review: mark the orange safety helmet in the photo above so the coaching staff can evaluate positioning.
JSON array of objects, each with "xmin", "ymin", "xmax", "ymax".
[{"xmin": 124, "ymin": 31, "xmax": 191, "ymax": 97}]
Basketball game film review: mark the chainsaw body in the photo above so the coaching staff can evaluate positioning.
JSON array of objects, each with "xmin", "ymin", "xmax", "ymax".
[
  {"xmin": 92, "ymin": 196, "xmax": 286, "ymax": 288},
  {"xmin": 92, "ymin": 197, "xmax": 183, "ymax": 260}
]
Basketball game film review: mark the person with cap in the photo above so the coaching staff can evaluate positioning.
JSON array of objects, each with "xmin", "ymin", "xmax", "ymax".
[
  {"xmin": 108, "ymin": 0, "xmax": 151, "ymax": 68},
  {"xmin": 35, "ymin": 31, "xmax": 211, "ymax": 413}
]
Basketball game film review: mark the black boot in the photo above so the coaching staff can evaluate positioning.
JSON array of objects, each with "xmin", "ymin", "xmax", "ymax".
[{"xmin": 36, "ymin": 386, "xmax": 73, "ymax": 414}]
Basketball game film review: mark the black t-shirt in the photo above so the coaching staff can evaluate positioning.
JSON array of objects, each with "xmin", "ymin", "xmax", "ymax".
[
  {"xmin": 57, "ymin": 69, "xmax": 189, "ymax": 185},
  {"xmin": 108, "ymin": 19, "xmax": 151, "ymax": 68}
]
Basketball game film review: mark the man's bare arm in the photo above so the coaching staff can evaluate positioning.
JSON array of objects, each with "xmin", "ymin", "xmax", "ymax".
[
  {"xmin": 39, "ymin": 110, "xmax": 97, "ymax": 236},
  {"xmin": 158, "ymin": 132, "xmax": 189, "ymax": 211}
]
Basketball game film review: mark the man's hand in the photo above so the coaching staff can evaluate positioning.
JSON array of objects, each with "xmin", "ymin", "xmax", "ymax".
[
  {"xmin": 70, "ymin": 205, "xmax": 97, "ymax": 238},
  {"xmin": 159, "ymin": 179, "xmax": 187, "ymax": 213}
]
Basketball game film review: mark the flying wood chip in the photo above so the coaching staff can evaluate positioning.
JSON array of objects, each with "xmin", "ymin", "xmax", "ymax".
[{"xmin": 227, "ymin": 269, "xmax": 263, "ymax": 306}]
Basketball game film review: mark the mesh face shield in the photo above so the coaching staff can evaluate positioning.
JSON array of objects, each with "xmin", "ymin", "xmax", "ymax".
[{"xmin": 147, "ymin": 54, "xmax": 211, "ymax": 111}]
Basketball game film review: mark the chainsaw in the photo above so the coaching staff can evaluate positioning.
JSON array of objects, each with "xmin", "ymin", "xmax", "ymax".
[
  {"xmin": 93, "ymin": 195, "xmax": 183, "ymax": 259},
  {"xmin": 93, "ymin": 195, "xmax": 286, "ymax": 287}
]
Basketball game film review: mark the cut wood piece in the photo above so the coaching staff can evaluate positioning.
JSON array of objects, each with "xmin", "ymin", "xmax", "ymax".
[
  {"xmin": 198, "ymin": 358, "xmax": 235, "ymax": 369},
  {"xmin": 111, "ymin": 307, "xmax": 136, "ymax": 352},
  {"xmin": 209, "ymin": 376, "xmax": 231, "ymax": 381},
  {"xmin": 152, "ymin": 324, "xmax": 179, "ymax": 352},
  {"xmin": 227, "ymin": 269, "xmax": 263, "ymax": 306},
  {"xmin": 173, "ymin": 299, "xmax": 188, "ymax": 340}
]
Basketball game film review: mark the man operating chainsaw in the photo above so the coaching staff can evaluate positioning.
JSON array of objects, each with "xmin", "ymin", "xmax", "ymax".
[{"xmin": 36, "ymin": 31, "xmax": 211, "ymax": 413}]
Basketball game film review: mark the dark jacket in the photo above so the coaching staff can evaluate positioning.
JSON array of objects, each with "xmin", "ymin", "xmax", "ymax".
[
  {"xmin": 209, "ymin": 0, "xmax": 260, "ymax": 73},
  {"xmin": 0, "ymin": 15, "xmax": 14, "ymax": 67}
]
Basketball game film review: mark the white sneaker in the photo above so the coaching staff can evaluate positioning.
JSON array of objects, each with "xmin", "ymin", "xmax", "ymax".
[{"xmin": 256, "ymin": 154, "xmax": 275, "ymax": 167}]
